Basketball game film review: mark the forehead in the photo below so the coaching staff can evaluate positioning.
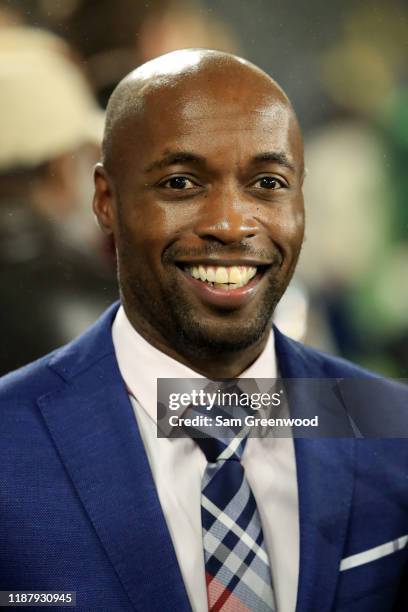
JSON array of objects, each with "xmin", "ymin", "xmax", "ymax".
[{"xmin": 115, "ymin": 77, "xmax": 302, "ymax": 172}]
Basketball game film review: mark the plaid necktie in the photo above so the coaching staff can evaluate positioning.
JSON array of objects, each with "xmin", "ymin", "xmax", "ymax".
[{"xmin": 193, "ymin": 401, "xmax": 277, "ymax": 612}]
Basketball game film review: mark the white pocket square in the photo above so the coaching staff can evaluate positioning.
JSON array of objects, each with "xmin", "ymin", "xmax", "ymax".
[{"xmin": 340, "ymin": 535, "xmax": 408, "ymax": 571}]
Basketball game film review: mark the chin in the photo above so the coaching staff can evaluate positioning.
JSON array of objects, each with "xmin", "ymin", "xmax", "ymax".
[
  {"xmin": 163, "ymin": 280, "xmax": 283, "ymax": 356},
  {"xmin": 174, "ymin": 312, "xmax": 273, "ymax": 356}
]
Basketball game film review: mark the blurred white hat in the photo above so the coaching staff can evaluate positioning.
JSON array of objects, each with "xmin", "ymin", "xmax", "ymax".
[{"xmin": 0, "ymin": 27, "xmax": 104, "ymax": 171}]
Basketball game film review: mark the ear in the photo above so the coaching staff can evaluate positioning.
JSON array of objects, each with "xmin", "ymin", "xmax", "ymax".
[{"xmin": 93, "ymin": 163, "xmax": 116, "ymax": 235}]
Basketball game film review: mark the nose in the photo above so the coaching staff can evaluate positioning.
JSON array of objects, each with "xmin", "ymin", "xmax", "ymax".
[{"xmin": 194, "ymin": 187, "xmax": 258, "ymax": 245}]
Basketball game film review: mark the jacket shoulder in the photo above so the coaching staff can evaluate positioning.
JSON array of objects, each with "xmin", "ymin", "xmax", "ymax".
[
  {"xmin": 0, "ymin": 352, "xmax": 62, "ymax": 402},
  {"xmin": 273, "ymin": 326, "xmax": 383, "ymax": 379},
  {"xmin": 297, "ymin": 341, "xmax": 380, "ymax": 378},
  {"xmin": 0, "ymin": 302, "xmax": 120, "ymax": 403}
]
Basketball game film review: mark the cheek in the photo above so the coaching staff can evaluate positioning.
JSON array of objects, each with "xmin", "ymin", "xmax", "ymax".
[
  {"xmin": 118, "ymin": 199, "xmax": 189, "ymax": 268},
  {"xmin": 135, "ymin": 196, "xmax": 194, "ymax": 237},
  {"xmin": 264, "ymin": 204, "xmax": 305, "ymax": 257},
  {"xmin": 285, "ymin": 209, "xmax": 305, "ymax": 244}
]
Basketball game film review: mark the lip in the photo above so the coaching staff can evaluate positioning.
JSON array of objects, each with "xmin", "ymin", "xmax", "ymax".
[
  {"xmin": 178, "ymin": 266, "xmax": 266, "ymax": 310},
  {"xmin": 175, "ymin": 258, "xmax": 273, "ymax": 267}
]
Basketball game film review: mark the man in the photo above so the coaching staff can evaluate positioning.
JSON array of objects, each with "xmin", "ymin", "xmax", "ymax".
[
  {"xmin": 0, "ymin": 28, "xmax": 118, "ymax": 374},
  {"xmin": 0, "ymin": 49, "xmax": 407, "ymax": 612}
]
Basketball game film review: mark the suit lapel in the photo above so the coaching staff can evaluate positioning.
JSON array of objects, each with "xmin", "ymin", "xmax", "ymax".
[
  {"xmin": 274, "ymin": 327, "xmax": 356, "ymax": 612},
  {"xmin": 37, "ymin": 305, "xmax": 191, "ymax": 612}
]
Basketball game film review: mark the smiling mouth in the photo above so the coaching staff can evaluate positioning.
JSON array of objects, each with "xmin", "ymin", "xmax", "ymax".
[{"xmin": 180, "ymin": 264, "xmax": 265, "ymax": 290}]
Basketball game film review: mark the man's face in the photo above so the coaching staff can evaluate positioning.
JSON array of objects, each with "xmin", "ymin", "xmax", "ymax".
[{"xmin": 102, "ymin": 76, "xmax": 304, "ymax": 355}]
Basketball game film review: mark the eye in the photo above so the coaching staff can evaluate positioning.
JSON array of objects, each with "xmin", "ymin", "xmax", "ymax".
[
  {"xmin": 252, "ymin": 176, "xmax": 286, "ymax": 190},
  {"xmin": 160, "ymin": 175, "xmax": 197, "ymax": 190}
]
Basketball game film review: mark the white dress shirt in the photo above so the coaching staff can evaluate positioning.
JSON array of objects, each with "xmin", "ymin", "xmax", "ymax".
[{"xmin": 112, "ymin": 306, "xmax": 299, "ymax": 612}]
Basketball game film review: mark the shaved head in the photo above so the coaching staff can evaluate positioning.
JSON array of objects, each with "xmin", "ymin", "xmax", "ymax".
[{"xmin": 102, "ymin": 49, "xmax": 303, "ymax": 179}]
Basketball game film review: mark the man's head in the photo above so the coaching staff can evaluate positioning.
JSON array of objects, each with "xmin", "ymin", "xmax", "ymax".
[{"xmin": 94, "ymin": 49, "xmax": 305, "ymax": 368}]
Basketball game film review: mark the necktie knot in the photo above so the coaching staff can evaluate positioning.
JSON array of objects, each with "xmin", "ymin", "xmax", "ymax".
[
  {"xmin": 194, "ymin": 434, "xmax": 247, "ymax": 463},
  {"xmin": 184, "ymin": 380, "xmax": 250, "ymax": 463}
]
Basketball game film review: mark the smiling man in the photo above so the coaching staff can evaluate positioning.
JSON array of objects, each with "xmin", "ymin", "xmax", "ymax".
[
  {"xmin": 1, "ymin": 50, "xmax": 407, "ymax": 612},
  {"xmin": 94, "ymin": 49, "xmax": 305, "ymax": 378}
]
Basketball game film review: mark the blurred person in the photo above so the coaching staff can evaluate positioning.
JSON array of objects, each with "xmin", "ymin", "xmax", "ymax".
[
  {"xmin": 296, "ymin": 3, "xmax": 408, "ymax": 377},
  {"xmin": 296, "ymin": 120, "xmax": 392, "ymax": 364},
  {"xmin": 0, "ymin": 27, "xmax": 117, "ymax": 374},
  {"xmin": 43, "ymin": 0, "xmax": 238, "ymax": 106},
  {"xmin": 137, "ymin": 0, "xmax": 238, "ymax": 62},
  {"xmin": 0, "ymin": 49, "xmax": 407, "ymax": 612}
]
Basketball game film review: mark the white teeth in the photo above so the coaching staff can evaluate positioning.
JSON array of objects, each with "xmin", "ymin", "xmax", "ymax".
[
  {"xmin": 199, "ymin": 265, "xmax": 206, "ymax": 282},
  {"xmin": 215, "ymin": 267, "xmax": 229, "ymax": 283},
  {"xmin": 248, "ymin": 267, "xmax": 257, "ymax": 280},
  {"xmin": 228, "ymin": 266, "xmax": 242, "ymax": 284},
  {"xmin": 206, "ymin": 267, "xmax": 216, "ymax": 282},
  {"xmin": 186, "ymin": 265, "xmax": 258, "ymax": 288}
]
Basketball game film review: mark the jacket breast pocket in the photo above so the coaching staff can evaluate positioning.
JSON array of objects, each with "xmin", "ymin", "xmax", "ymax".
[{"xmin": 334, "ymin": 540, "xmax": 408, "ymax": 611}]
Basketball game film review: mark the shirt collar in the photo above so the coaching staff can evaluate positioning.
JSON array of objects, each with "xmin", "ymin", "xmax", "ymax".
[{"xmin": 112, "ymin": 305, "xmax": 277, "ymax": 424}]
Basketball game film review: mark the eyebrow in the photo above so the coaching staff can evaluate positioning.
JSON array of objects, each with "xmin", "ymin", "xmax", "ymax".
[
  {"xmin": 144, "ymin": 152, "xmax": 207, "ymax": 173},
  {"xmin": 251, "ymin": 152, "xmax": 296, "ymax": 172},
  {"xmin": 143, "ymin": 150, "xmax": 296, "ymax": 174}
]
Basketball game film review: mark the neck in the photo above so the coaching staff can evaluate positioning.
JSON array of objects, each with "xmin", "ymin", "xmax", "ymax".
[{"xmin": 124, "ymin": 305, "xmax": 270, "ymax": 378}]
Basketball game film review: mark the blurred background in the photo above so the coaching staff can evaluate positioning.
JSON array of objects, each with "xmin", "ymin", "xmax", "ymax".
[{"xmin": 0, "ymin": 0, "xmax": 407, "ymax": 377}]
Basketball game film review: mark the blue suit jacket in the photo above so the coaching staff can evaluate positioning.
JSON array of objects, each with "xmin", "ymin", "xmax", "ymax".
[{"xmin": 0, "ymin": 303, "xmax": 407, "ymax": 612}]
